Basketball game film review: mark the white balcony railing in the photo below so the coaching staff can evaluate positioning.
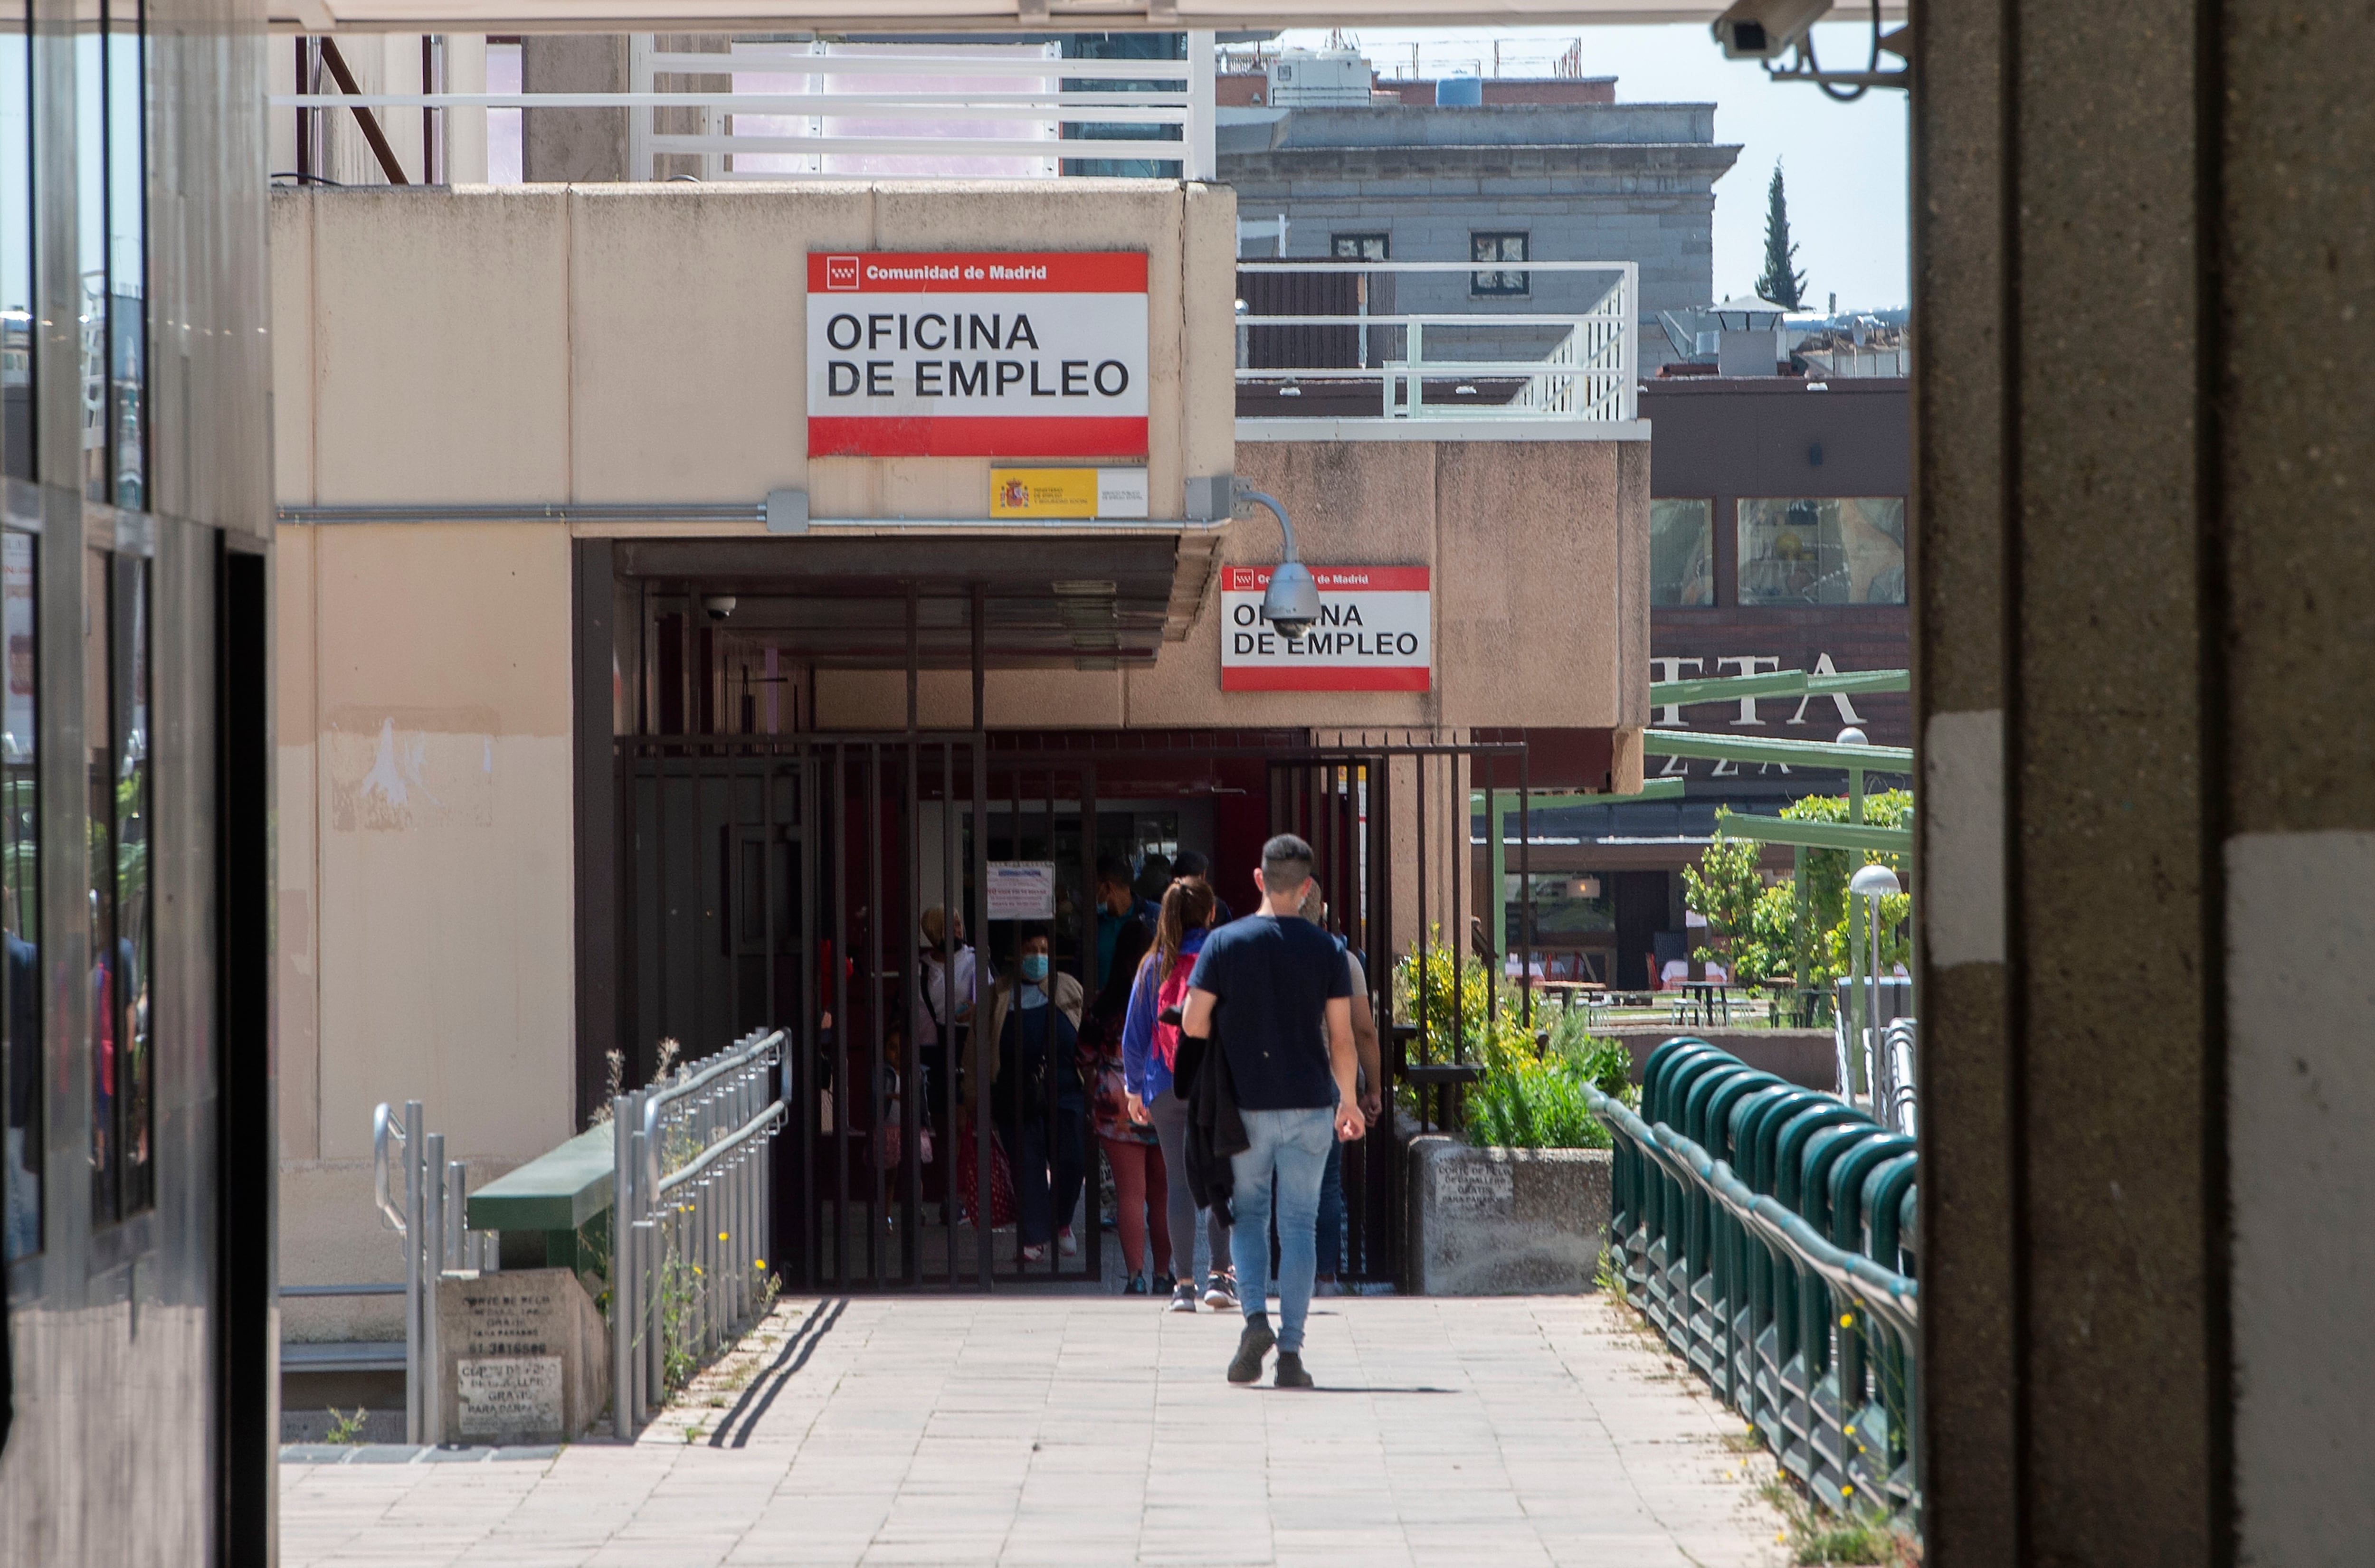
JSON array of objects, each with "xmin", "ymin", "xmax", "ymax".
[{"xmin": 1234, "ymin": 260, "xmax": 1638, "ymax": 425}]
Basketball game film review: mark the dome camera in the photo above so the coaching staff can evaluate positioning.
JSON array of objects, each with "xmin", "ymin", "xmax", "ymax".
[
  {"xmin": 702, "ymin": 594, "xmax": 738, "ymax": 623},
  {"xmin": 1260, "ymin": 561, "xmax": 1324, "ymax": 639}
]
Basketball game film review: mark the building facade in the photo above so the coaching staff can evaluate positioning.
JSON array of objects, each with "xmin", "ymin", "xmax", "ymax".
[{"xmin": 0, "ymin": 0, "xmax": 278, "ymax": 1560}]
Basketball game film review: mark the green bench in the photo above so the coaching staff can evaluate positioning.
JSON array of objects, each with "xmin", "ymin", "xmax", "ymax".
[{"xmin": 465, "ymin": 1122, "xmax": 615, "ymax": 1275}]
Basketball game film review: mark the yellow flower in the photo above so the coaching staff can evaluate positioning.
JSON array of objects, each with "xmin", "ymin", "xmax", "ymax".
[
  {"xmin": 719, "ymin": 1231, "xmax": 730, "ymax": 1242},
  {"xmin": 754, "ymin": 1258, "xmax": 766, "ymax": 1269},
  {"xmin": 1839, "ymin": 1313, "xmax": 1854, "ymax": 1327}
]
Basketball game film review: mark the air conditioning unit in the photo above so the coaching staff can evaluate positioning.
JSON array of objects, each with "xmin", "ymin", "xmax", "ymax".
[{"xmin": 1265, "ymin": 49, "xmax": 1372, "ymax": 108}]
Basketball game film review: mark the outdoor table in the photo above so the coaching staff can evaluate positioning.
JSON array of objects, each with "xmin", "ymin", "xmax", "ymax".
[{"xmin": 1677, "ymin": 980, "xmax": 1734, "ymax": 1029}]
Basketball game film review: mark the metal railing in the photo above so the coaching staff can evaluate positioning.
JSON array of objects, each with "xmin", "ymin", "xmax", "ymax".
[
  {"xmin": 371, "ymin": 1101, "xmax": 499, "ymax": 1445},
  {"xmin": 1832, "ymin": 983, "xmax": 1918, "ymax": 1134},
  {"xmin": 1234, "ymin": 260, "xmax": 1638, "ymax": 424},
  {"xmin": 610, "ymin": 1027, "xmax": 788, "ymax": 1440},
  {"xmin": 629, "ymin": 41, "xmax": 1216, "ymax": 182},
  {"xmin": 1589, "ymin": 1037, "xmax": 1919, "ymax": 1525}
]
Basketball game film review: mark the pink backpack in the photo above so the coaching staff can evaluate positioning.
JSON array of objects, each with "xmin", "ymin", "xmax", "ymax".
[{"xmin": 1151, "ymin": 950, "xmax": 1198, "ymax": 1070}]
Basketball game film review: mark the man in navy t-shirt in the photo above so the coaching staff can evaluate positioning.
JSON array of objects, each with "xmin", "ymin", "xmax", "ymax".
[{"xmin": 1181, "ymin": 832, "xmax": 1362, "ymax": 1389}]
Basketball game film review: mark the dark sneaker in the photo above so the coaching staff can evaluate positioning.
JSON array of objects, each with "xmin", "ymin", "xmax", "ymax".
[
  {"xmin": 1125, "ymin": 1274, "xmax": 1149, "ymax": 1295},
  {"xmin": 1154, "ymin": 1273, "xmax": 1176, "ymax": 1295},
  {"xmin": 1203, "ymin": 1274, "xmax": 1239, "ymax": 1310},
  {"xmin": 1226, "ymin": 1320, "xmax": 1276, "ymax": 1385},
  {"xmin": 1273, "ymin": 1352, "xmax": 1314, "ymax": 1389},
  {"xmin": 1168, "ymin": 1281, "xmax": 1199, "ymax": 1313}
]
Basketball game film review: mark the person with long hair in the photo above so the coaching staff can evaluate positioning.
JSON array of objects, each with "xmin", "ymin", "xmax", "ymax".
[{"xmin": 1121, "ymin": 878, "xmax": 1228, "ymax": 1313}]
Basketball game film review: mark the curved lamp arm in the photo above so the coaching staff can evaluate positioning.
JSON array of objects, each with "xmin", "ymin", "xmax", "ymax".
[{"xmin": 1232, "ymin": 486, "xmax": 1302, "ymax": 563}]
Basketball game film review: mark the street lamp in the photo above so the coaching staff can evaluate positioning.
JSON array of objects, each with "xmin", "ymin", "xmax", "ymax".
[
  {"xmin": 1233, "ymin": 485, "xmax": 1322, "ymax": 636},
  {"xmin": 1848, "ymin": 861, "xmax": 1902, "ymax": 1119}
]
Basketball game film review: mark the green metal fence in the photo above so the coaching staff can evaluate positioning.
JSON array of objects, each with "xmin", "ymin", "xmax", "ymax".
[{"xmin": 1588, "ymin": 1036, "xmax": 1919, "ymax": 1524}]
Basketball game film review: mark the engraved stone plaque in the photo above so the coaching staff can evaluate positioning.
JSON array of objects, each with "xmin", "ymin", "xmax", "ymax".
[
  {"xmin": 457, "ymin": 1356, "xmax": 564, "ymax": 1443},
  {"xmin": 1435, "ymin": 1157, "xmax": 1515, "ymax": 1216},
  {"xmin": 435, "ymin": 1267, "xmax": 608, "ymax": 1446}
]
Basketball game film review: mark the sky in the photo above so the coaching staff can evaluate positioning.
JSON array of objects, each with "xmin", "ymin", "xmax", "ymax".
[{"xmin": 1273, "ymin": 22, "xmax": 1910, "ymax": 312}]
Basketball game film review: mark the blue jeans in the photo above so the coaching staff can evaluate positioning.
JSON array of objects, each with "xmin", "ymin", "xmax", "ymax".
[
  {"xmin": 1229, "ymin": 1106, "xmax": 1336, "ymax": 1354},
  {"xmin": 1317, "ymin": 1138, "xmax": 1344, "ymax": 1278}
]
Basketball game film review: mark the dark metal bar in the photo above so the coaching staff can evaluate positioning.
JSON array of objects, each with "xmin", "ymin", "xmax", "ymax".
[
  {"xmin": 795, "ymin": 747, "xmax": 817, "ymax": 1290},
  {"xmin": 1414, "ymin": 753, "xmax": 1430, "ymax": 1127},
  {"xmin": 933, "ymin": 741, "xmax": 953, "ymax": 1289},
  {"xmin": 295, "ymin": 39, "xmax": 313, "ymax": 178},
  {"xmin": 969, "ymin": 725, "xmax": 990, "ymax": 1292},
  {"xmin": 901, "ymin": 738, "xmax": 922, "ymax": 1285},
  {"xmin": 832, "ymin": 745, "xmax": 850, "ymax": 1291},
  {"xmin": 420, "ymin": 36, "xmax": 437, "ymax": 184},
  {"xmin": 1078, "ymin": 760, "xmax": 1099, "ymax": 1280},
  {"xmin": 870, "ymin": 743, "xmax": 889, "ymax": 1287},
  {"xmin": 318, "ymin": 37, "xmax": 411, "ymax": 185},
  {"xmin": 1519, "ymin": 747, "xmax": 1534, "ymax": 1029},
  {"xmin": 971, "ymin": 582, "xmax": 986, "ymax": 731},
  {"xmin": 905, "ymin": 586, "xmax": 919, "ymax": 734},
  {"xmin": 950, "ymin": 741, "xmax": 978, "ymax": 1292}
]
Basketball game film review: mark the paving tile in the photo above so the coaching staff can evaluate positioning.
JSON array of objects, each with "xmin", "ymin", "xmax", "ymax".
[{"xmin": 278, "ymin": 1296, "xmax": 1784, "ymax": 1567}]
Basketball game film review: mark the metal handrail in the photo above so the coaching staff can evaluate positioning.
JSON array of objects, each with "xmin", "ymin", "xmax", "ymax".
[
  {"xmin": 654, "ymin": 1098, "xmax": 788, "ymax": 1200},
  {"xmin": 613, "ymin": 1028, "xmax": 789, "ymax": 1441},
  {"xmin": 371, "ymin": 1102, "xmax": 407, "ymax": 1233},
  {"xmin": 1234, "ymin": 260, "xmax": 1637, "ymax": 425},
  {"xmin": 1588, "ymin": 1043, "xmax": 1920, "ymax": 1524}
]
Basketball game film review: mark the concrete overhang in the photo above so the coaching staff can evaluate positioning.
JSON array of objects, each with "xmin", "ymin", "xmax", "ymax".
[
  {"xmin": 611, "ymin": 531, "xmax": 1224, "ymax": 668},
  {"xmin": 271, "ymin": 0, "xmax": 1903, "ymax": 35}
]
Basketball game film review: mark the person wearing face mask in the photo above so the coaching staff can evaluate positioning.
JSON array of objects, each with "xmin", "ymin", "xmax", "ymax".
[
  {"xmin": 915, "ymin": 907, "xmax": 977, "ymax": 1110},
  {"xmin": 973, "ymin": 930, "xmax": 1086, "ymax": 1263}
]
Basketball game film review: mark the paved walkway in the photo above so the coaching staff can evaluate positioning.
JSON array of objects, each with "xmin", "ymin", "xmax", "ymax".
[{"xmin": 281, "ymin": 1294, "xmax": 1784, "ymax": 1567}]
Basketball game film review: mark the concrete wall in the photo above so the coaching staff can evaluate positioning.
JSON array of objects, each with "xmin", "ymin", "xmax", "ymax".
[
  {"xmin": 269, "ymin": 179, "xmax": 1236, "ymax": 1286},
  {"xmin": 268, "ymin": 180, "xmax": 1648, "ymax": 1301}
]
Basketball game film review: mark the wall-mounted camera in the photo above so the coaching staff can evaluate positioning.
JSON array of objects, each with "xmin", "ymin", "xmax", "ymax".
[
  {"xmin": 1711, "ymin": 0, "xmax": 1834, "ymax": 60},
  {"xmin": 702, "ymin": 594, "xmax": 738, "ymax": 623}
]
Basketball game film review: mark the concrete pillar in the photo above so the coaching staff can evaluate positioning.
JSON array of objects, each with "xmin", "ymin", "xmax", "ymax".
[
  {"xmin": 522, "ymin": 34, "xmax": 628, "ymax": 182},
  {"xmin": 1914, "ymin": 4, "xmax": 2375, "ymax": 1564}
]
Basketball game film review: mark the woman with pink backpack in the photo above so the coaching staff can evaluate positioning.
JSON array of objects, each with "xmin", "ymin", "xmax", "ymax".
[{"xmin": 1122, "ymin": 879, "xmax": 1232, "ymax": 1313}]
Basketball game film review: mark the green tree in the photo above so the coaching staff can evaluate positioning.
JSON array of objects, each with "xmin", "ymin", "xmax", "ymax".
[{"xmin": 1756, "ymin": 161, "xmax": 1806, "ymax": 310}]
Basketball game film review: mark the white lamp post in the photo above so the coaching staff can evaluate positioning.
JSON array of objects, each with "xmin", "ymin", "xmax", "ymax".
[{"xmin": 1848, "ymin": 861, "xmax": 1902, "ymax": 1117}]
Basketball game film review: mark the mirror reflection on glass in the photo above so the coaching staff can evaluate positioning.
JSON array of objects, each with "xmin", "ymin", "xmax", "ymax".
[
  {"xmin": 2, "ymin": 531, "xmax": 35, "ymax": 1262},
  {"xmin": 86, "ymin": 547, "xmax": 148, "ymax": 1226}
]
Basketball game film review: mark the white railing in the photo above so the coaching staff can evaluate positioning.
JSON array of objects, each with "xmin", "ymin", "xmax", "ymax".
[
  {"xmin": 1234, "ymin": 259, "xmax": 1638, "ymax": 425},
  {"xmin": 371, "ymin": 1100, "xmax": 499, "ymax": 1445},
  {"xmin": 272, "ymin": 37, "xmax": 1217, "ymax": 183},
  {"xmin": 611, "ymin": 1028, "xmax": 787, "ymax": 1441}
]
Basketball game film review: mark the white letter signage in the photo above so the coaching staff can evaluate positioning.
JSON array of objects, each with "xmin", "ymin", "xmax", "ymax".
[
  {"xmin": 807, "ymin": 252, "xmax": 1149, "ymax": 458},
  {"xmin": 1219, "ymin": 566, "xmax": 1432, "ymax": 692}
]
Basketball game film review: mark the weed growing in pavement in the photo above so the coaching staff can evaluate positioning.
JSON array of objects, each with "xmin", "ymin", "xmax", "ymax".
[
  {"xmin": 324, "ymin": 1407, "xmax": 369, "ymax": 1445},
  {"xmin": 1594, "ymin": 1244, "xmax": 1631, "ymax": 1306},
  {"xmin": 1758, "ymin": 1475, "xmax": 1920, "ymax": 1566}
]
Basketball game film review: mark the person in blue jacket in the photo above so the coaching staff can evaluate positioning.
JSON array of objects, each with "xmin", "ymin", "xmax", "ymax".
[{"xmin": 1122, "ymin": 878, "xmax": 1228, "ymax": 1313}]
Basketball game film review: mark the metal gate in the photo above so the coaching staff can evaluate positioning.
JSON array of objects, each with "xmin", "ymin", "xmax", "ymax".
[
  {"xmin": 616, "ymin": 731, "xmax": 1530, "ymax": 1292},
  {"xmin": 1266, "ymin": 738, "xmax": 1532, "ymax": 1287}
]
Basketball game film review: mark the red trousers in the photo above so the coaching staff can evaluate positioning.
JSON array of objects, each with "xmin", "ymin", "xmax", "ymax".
[{"xmin": 1102, "ymin": 1133, "xmax": 1171, "ymax": 1280}]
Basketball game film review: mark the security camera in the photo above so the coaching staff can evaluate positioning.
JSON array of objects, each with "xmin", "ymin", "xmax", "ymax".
[
  {"xmin": 702, "ymin": 594, "xmax": 737, "ymax": 623},
  {"xmin": 1711, "ymin": 0, "xmax": 1832, "ymax": 59},
  {"xmin": 1260, "ymin": 561, "xmax": 1324, "ymax": 640}
]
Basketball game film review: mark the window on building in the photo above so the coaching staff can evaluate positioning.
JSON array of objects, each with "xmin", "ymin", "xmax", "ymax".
[
  {"xmin": 2, "ymin": 529, "xmax": 35, "ymax": 1262},
  {"xmin": 1, "ymin": 13, "xmax": 31, "ymax": 483},
  {"xmin": 87, "ymin": 545, "xmax": 150, "ymax": 1225},
  {"xmin": 1331, "ymin": 232, "xmax": 1388, "ymax": 262},
  {"xmin": 1651, "ymin": 499, "xmax": 1716, "ymax": 607},
  {"xmin": 1736, "ymin": 498, "xmax": 1908, "ymax": 606},
  {"xmin": 1471, "ymin": 231, "xmax": 1530, "ymax": 296},
  {"xmin": 76, "ymin": 0, "xmax": 144, "ymax": 508},
  {"xmin": 1503, "ymin": 871, "xmax": 1615, "ymax": 980}
]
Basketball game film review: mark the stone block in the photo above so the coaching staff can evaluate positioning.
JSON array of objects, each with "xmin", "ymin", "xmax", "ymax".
[
  {"xmin": 434, "ymin": 1267, "xmax": 608, "ymax": 1446},
  {"xmin": 1602, "ymin": 1027, "xmax": 1838, "ymax": 1094},
  {"xmin": 1403, "ymin": 1137, "xmax": 1611, "ymax": 1296}
]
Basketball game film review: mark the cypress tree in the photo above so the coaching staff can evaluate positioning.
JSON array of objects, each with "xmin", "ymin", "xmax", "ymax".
[{"xmin": 1756, "ymin": 161, "xmax": 1806, "ymax": 310}]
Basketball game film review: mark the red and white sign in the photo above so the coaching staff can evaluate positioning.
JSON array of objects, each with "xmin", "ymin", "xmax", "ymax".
[
  {"xmin": 806, "ymin": 252, "xmax": 1149, "ymax": 459},
  {"xmin": 1220, "ymin": 566, "xmax": 1432, "ymax": 692}
]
